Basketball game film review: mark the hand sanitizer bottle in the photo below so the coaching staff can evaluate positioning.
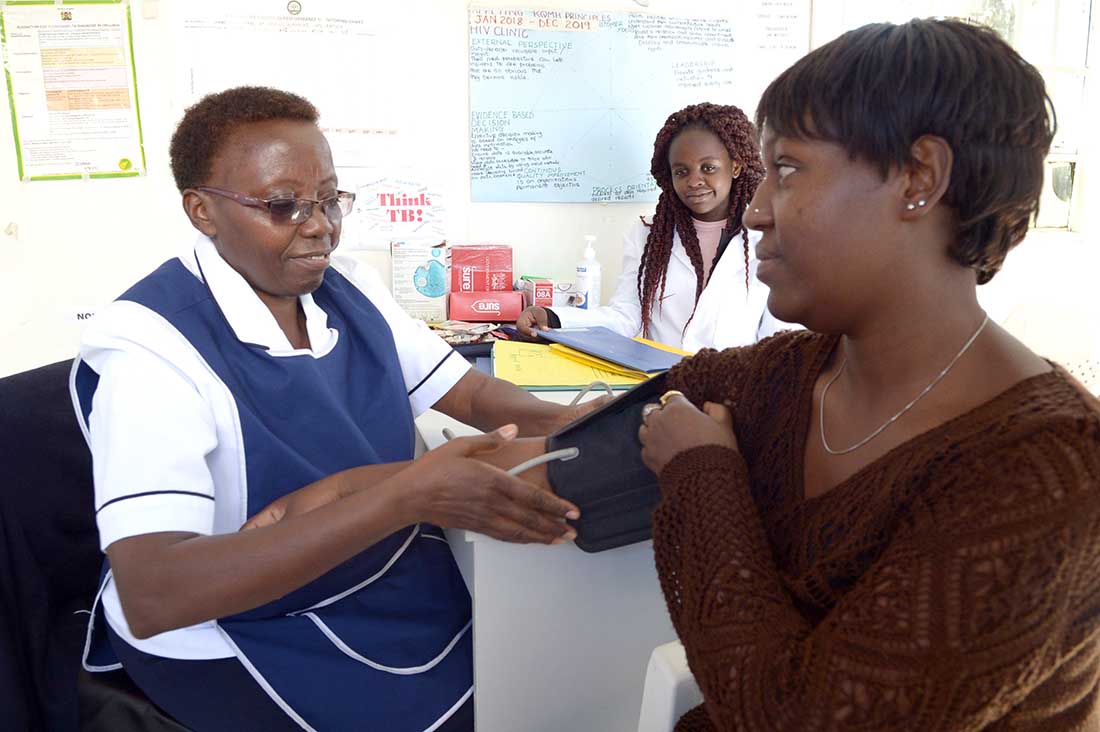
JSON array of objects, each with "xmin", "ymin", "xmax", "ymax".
[{"xmin": 575, "ymin": 235, "xmax": 601, "ymax": 310}]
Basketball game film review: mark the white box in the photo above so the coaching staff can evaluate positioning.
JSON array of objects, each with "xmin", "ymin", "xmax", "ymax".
[
  {"xmin": 552, "ymin": 282, "xmax": 582, "ymax": 308},
  {"xmin": 390, "ymin": 241, "xmax": 448, "ymax": 323}
]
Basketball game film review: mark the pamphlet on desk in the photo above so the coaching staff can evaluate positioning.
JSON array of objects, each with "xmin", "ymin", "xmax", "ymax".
[{"xmin": 538, "ymin": 327, "xmax": 684, "ymax": 374}]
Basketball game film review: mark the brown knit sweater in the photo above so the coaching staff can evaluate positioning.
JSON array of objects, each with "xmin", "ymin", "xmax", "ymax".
[{"xmin": 655, "ymin": 331, "xmax": 1100, "ymax": 732}]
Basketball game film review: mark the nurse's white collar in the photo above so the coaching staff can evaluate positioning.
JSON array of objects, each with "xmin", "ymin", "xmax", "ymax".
[{"xmin": 182, "ymin": 234, "xmax": 337, "ymax": 356}]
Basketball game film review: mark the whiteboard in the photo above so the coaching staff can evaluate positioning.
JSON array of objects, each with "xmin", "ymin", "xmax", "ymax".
[{"xmin": 469, "ymin": 4, "xmax": 810, "ymax": 203}]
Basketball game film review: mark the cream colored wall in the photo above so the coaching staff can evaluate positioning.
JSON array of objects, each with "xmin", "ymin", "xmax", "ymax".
[{"xmin": 0, "ymin": 0, "xmax": 690, "ymax": 377}]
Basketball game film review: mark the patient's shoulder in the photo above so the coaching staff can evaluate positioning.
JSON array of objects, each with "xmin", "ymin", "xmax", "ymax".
[{"xmin": 667, "ymin": 330, "xmax": 829, "ymax": 405}]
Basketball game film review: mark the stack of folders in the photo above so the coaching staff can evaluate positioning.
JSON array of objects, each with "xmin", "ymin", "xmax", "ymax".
[
  {"xmin": 492, "ymin": 326, "xmax": 690, "ymax": 391},
  {"xmin": 538, "ymin": 327, "xmax": 685, "ymax": 374}
]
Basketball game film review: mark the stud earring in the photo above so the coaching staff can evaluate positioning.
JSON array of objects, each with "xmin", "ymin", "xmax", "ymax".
[{"xmin": 905, "ymin": 199, "xmax": 927, "ymax": 211}]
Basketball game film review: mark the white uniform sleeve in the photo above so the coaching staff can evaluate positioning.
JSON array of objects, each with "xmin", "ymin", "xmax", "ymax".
[
  {"xmin": 331, "ymin": 256, "xmax": 469, "ymax": 415},
  {"xmin": 78, "ymin": 306, "xmax": 218, "ymax": 551},
  {"xmin": 553, "ymin": 219, "xmax": 648, "ymax": 337}
]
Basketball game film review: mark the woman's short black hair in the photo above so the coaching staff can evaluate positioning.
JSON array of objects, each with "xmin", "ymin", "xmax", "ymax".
[
  {"xmin": 756, "ymin": 18, "xmax": 1055, "ymax": 283},
  {"xmin": 169, "ymin": 86, "xmax": 319, "ymax": 192}
]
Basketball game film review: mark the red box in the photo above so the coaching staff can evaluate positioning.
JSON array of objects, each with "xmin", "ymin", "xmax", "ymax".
[
  {"xmin": 450, "ymin": 244, "xmax": 512, "ymax": 292},
  {"xmin": 448, "ymin": 291, "xmax": 524, "ymax": 322},
  {"xmin": 522, "ymin": 278, "xmax": 554, "ymax": 308}
]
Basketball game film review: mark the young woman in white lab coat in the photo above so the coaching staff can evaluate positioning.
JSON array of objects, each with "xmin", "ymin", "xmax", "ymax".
[{"xmin": 517, "ymin": 102, "xmax": 790, "ymax": 352}]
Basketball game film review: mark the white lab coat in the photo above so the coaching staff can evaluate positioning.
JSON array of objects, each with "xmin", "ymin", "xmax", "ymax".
[{"xmin": 554, "ymin": 219, "xmax": 792, "ymax": 352}]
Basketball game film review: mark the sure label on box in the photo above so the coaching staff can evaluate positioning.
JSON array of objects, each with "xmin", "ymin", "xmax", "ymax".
[
  {"xmin": 449, "ymin": 291, "xmax": 524, "ymax": 322},
  {"xmin": 450, "ymin": 244, "xmax": 512, "ymax": 292}
]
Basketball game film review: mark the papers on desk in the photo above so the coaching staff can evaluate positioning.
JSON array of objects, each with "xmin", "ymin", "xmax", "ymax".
[{"xmin": 491, "ymin": 337, "xmax": 690, "ymax": 391}]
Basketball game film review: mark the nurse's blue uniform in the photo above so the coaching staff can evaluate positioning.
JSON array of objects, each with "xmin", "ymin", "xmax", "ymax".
[{"xmin": 74, "ymin": 257, "xmax": 472, "ymax": 731}]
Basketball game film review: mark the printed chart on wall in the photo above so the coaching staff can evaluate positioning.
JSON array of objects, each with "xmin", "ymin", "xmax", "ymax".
[
  {"xmin": 469, "ymin": 3, "xmax": 810, "ymax": 203},
  {"xmin": 174, "ymin": 0, "xmax": 452, "ymax": 250},
  {"xmin": 0, "ymin": 1, "xmax": 144, "ymax": 181}
]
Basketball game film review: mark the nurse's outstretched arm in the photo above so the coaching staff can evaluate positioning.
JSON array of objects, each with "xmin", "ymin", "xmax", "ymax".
[
  {"xmin": 241, "ymin": 434, "xmax": 555, "ymax": 530},
  {"xmin": 106, "ymin": 426, "xmax": 576, "ymax": 640},
  {"xmin": 432, "ymin": 368, "xmax": 609, "ymax": 436}
]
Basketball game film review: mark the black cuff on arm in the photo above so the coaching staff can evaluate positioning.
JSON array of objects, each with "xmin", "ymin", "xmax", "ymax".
[
  {"xmin": 546, "ymin": 373, "xmax": 667, "ymax": 552},
  {"xmin": 543, "ymin": 308, "xmax": 562, "ymax": 329}
]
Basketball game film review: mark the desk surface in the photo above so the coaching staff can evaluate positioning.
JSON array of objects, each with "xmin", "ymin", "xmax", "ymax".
[{"xmin": 416, "ymin": 403, "xmax": 677, "ymax": 732}]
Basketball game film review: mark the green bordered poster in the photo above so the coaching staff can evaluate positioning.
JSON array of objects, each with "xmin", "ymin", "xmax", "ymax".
[{"xmin": 0, "ymin": 0, "xmax": 145, "ymax": 180}]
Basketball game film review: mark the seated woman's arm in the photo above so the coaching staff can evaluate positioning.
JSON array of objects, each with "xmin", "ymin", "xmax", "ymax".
[
  {"xmin": 644, "ymin": 417, "xmax": 1100, "ymax": 731},
  {"xmin": 664, "ymin": 343, "xmax": 757, "ymax": 408}
]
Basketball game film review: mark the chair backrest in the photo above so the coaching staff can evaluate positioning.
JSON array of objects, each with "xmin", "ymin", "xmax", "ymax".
[
  {"xmin": 637, "ymin": 640, "xmax": 703, "ymax": 732},
  {"xmin": 0, "ymin": 359, "xmax": 102, "ymax": 732}
]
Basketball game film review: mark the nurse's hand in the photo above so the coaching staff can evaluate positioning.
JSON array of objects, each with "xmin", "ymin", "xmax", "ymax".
[
  {"xmin": 515, "ymin": 306, "xmax": 551, "ymax": 338},
  {"xmin": 403, "ymin": 425, "xmax": 579, "ymax": 544},
  {"xmin": 638, "ymin": 394, "xmax": 739, "ymax": 475}
]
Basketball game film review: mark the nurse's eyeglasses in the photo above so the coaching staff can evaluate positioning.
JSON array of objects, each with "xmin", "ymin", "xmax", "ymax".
[{"xmin": 195, "ymin": 186, "xmax": 356, "ymax": 226}]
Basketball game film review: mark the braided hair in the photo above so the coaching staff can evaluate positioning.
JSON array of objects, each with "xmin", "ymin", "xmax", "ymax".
[{"xmin": 638, "ymin": 103, "xmax": 764, "ymax": 339}]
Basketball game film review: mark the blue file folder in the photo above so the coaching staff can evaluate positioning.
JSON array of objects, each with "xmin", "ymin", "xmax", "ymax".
[{"xmin": 538, "ymin": 326, "xmax": 683, "ymax": 374}]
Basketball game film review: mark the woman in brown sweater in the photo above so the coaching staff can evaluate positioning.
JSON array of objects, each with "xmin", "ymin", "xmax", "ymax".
[{"xmin": 638, "ymin": 19, "xmax": 1100, "ymax": 732}]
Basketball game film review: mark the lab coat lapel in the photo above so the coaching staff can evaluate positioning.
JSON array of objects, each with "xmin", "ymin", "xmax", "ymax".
[
  {"xmin": 691, "ymin": 229, "xmax": 761, "ymax": 350},
  {"xmin": 669, "ymin": 229, "xmax": 697, "ymax": 279}
]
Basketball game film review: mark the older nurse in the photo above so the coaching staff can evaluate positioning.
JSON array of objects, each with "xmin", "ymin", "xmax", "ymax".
[{"xmin": 71, "ymin": 86, "xmax": 587, "ymax": 732}]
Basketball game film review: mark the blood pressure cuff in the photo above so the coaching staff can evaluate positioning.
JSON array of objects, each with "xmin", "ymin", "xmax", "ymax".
[{"xmin": 546, "ymin": 373, "xmax": 667, "ymax": 552}]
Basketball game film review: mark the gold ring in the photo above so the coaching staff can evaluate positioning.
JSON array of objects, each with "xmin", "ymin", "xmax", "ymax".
[
  {"xmin": 659, "ymin": 390, "xmax": 685, "ymax": 407},
  {"xmin": 641, "ymin": 403, "xmax": 661, "ymax": 419}
]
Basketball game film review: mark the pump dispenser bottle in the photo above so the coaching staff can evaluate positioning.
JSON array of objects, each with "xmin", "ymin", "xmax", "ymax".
[{"xmin": 575, "ymin": 234, "xmax": 601, "ymax": 310}]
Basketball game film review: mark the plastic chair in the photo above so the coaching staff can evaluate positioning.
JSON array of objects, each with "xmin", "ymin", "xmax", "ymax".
[{"xmin": 637, "ymin": 639, "xmax": 702, "ymax": 732}]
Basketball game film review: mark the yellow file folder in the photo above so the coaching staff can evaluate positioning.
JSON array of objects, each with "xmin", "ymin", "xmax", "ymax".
[
  {"xmin": 491, "ymin": 340, "xmax": 645, "ymax": 390},
  {"xmin": 548, "ymin": 345, "xmax": 650, "ymax": 380},
  {"xmin": 491, "ymin": 338, "xmax": 691, "ymax": 391}
]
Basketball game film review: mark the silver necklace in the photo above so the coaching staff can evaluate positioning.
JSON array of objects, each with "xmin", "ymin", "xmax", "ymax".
[{"xmin": 819, "ymin": 314, "xmax": 991, "ymax": 455}]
